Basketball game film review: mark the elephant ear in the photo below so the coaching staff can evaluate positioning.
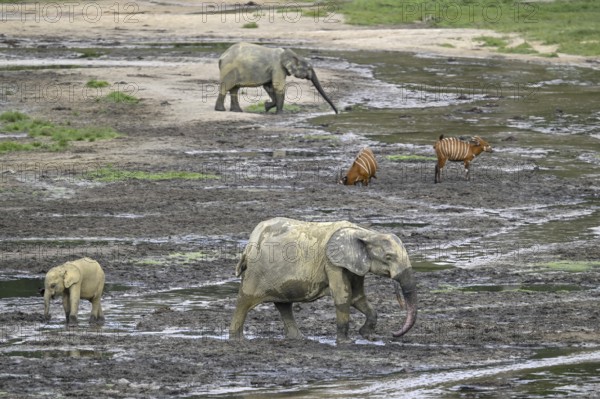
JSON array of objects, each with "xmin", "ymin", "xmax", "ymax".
[
  {"xmin": 63, "ymin": 264, "xmax": 81, "ymax": 289},
  {"xmin": 281, "ymin": 49, "xmax": 301, "ymax": 77},
  {"xmin": 326, "ymin": 228, "xmax": 371, "ymax": 276}
]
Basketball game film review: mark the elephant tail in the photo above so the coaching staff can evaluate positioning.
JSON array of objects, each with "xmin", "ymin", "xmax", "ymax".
[{"xmin": 235, "ymin": 251, "xmax": 247, "ymax": 277}]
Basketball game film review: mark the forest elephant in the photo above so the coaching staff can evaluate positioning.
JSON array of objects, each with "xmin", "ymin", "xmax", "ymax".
[
  {"xmin": 230, "ymin": 217, "xmax": 417, "ymax": 343},
  {"xmin": 215, "ymin": 42, "xmax": 338, "ymax": 114},
  {"xmin": 41, "ymin": 257, "xmax": 105, "ymax": 325}
]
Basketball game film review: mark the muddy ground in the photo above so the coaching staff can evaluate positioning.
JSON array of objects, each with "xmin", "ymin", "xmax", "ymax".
[{"xmin": 1, "ymin": 2, "xmax": 600, "ymax": 398}]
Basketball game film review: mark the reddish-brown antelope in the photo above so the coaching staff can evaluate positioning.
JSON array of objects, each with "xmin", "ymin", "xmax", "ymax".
[
  {"xmin": 433, "ymin": 135, "xmax": 493, "ymax": 183},
  {"xmin": 339, "ymin": 147, "xmax": 378, "ymax": 186}
]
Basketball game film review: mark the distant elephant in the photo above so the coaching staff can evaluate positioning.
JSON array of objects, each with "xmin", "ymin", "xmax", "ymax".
[
  {"xmin": 230, "ymin": 217, "xmax": 417, "ymax": 343},
  {"xmin": 214, "ymin": 42, "xmax": 338, "ymax": 114},
  {"xmin": 41, "ymin": 257, "xmax": 105, "ymax": 325}
]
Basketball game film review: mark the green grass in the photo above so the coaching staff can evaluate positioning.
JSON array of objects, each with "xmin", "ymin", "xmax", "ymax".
[
  {"xmin": 475, "ymin": 36, "xmax": 539, "ymax": 54},
  {"xmin": 539, "ymin": 261, "xmax": 599, "ymax": 273},
  {"xmin": 78, "ymin": 49, "xmax": 104, "ymax": 58},
  {"xmin": 476, "ymin": 35, "xmax": 510, "ymax": 48},
  {"xmin": 103, "ymin": 91, "xmax": 140, "ymax": 104},
  {"xmin": 0, "ymin": 111, "xmax": 29, "ymax": 123},
  {"xmin": 86, "ymin": 79, "xmax": 110, "ymax": 88},
  {"xmin": 339, "ymin": 0, "xmax": 600, "ymax": 56},
  {"xmin": 0, "ymin": 111, "xmax": 120, "ymax": 153},
  {"xmin": 242, "ymin": 22, "xmax": 259, "ymax": 29},
  {"xmin": 245, "ymin": 101, "xmax": 302, "ymax": 113},
  {"xmin": 387, "ymin": 154, "xmax": 437, "ymax": 162},
  {"xmin": 86, "ymin": 166, "xmax": 220, "ymax": 182}
]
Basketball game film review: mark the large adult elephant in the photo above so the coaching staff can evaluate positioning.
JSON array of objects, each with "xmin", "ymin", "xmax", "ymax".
[
  {"xmin": 230, "ymin": 217, "xmax": 417, "ymax": 343},
  {"xmin": 215, "ymin": 42, "xmax": 338, "ymax": 114}
]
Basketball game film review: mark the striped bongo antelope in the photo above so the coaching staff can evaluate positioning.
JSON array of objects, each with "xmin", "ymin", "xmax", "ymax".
[
  {"xmin": 340, "ymin": 147, "xmax": 378, "ymax": 186},
  {"xmin": 433, "ymin": 135, "xmax": 493, "ymax": 183}
]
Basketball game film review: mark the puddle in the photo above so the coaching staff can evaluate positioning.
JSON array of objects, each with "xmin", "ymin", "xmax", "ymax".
[
  {"xmin": 458, "ymin": 284, "xmax": 584, "ymax": 293},
  {"xmin": 0, "ymin": 277, "xmax": 43, "ymax": 299},
  {"xmin": 268, "ymin": 350, "xmax": 600, "ymax": 399},
  {"xmin": 1, "ymin": 348, "xmax": 112, "ymax": 359}
]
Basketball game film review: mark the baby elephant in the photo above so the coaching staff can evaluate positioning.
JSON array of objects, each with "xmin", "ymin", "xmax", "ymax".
[{"xmin": 42, "ymin": 257, "xmax": 105, "ymax": 325}]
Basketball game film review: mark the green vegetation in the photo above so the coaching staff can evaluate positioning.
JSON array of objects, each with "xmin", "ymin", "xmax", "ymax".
[
  {"xmin": 242, "ymin": 22, "xmax": 259, "ymax": 29},
  {"xmin": 86, "ymin": 165, "xmax": 219, "ymax": 182},
  {"xmin": 86, "ymin": 79, "xmax": 110, "ymax": 88},
  {"xmin": 0, "ymin": 111, "xmax": 120, "ymax": 153},
  {"xmin": 0, "ymin": 111, "xmax": 29, "ymax": 123},
  {"xmin": 475, "ymin": 36, "xmax": 538, "ymax": 54},
  {"xmin": 540, "ymin": 261, "xmax": 599, "ymax": 273},
  {"xmin": 103, "ymin": 91, "xmax": 140, "ymax": 104},
  {"xmin": 439, "ymin": 43, "xmax": 456, "ymax": 48},
  {"xmin": 387, "ymin": 154, "xmax": 437, "ymax": 162},
  {"xmin": 168, "ymin": 251, "xmax": 206, "ymax": 263},
  {"xmin": 476, "ymin": 35, "xmax": 510, "ymax": 48},
  {"xmin": 245, "ymin": 101, "xmax": 302, "ymax": 113},
  {"xmin": 78, "ymin": 49, "xmax": 104, "ymax": 58},
  {"xmin": 339, "ymin": 0, "xmax": 600, "ymax": 56}
]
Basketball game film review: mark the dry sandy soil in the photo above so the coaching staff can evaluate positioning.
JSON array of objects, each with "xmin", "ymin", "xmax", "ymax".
[{"xmin": 1, "ymin": 1, "xmax": 599, "ymax": 398}]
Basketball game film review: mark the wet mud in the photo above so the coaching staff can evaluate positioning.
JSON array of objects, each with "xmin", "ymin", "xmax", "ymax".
[{"xmin": 1, "ymin": 35, "xmax": 600, "ymax": 398}]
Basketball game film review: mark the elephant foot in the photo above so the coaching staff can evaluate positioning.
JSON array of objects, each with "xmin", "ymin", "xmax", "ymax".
[
  {"xmin": 230, "ymin": 107, "xmax": 244, "ymax": 113},
  {"xmin": 264, "ymin": 101, "xmax": 276, "ymax": 112},
  {"xmin": 359, "ymin": 326, "xmax": 378, "ymax": 341},
  {"xmin": 215, "ymin": 104, "xmax": 226, "ymax": 111},
  {"xmin": 284, "ymin": 330, "xmax": 304, "ymax": 340},
  {"xmin": 90, "ymin": 316, "xmax": 105, "ymax": 326},
  {"xmin": 229, "ymin": 330, "xmax": 245, "ymax": 341},
  {"xmin": 335, "ymin": 335, "xmax": 353, "ymax": 345},
  {"xmin": 66, "ymin": 315, "xmax": 79, "ymax": 326}
]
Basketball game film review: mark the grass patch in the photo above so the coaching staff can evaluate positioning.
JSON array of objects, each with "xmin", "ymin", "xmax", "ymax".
[
  {"xmin": 0, "ymin": 111, "xmax": 120, "ymax": 153},
  {"xmin": 540, "ymin": 261, "xmax": 599, "ymax": 273},
  {"xmin": 103, "ymin": 91, "xmax": 140, "ymax": 104},
  {"xmin": 439, "ymin": 43, "xmax": 455, "ymax": 48},
  {"xmin": 387, "ymin": 154, "xmax": 437, "ymax": 162},
  {"xmin": 0, "ymin": 111, "xmax": 29, "ymax": 123},
  {"xmin": 86, "ymin": 79, "xmax": 110, "ymax": 88},
  {"xmin": 78, "ymin": 49, "xmax": 104, "ymax": 58},
  {"xmin": 499, "ymin": 42, "xmax": 538, "ymax": 54},
  {"xmin": 475, "ymin": 35, "xmax": 509, "ymax": 48},
  {"xmin": 339, "ymin": 0, "xmax": 600, "ymax": 56},
  {"xmin": 245, "ymin": 101, "xmax": 302, "ymax": 113},
  {"xmin": 86, "ymin": 166, "xmax": 220, "ymax": 182},
  {"xmin": 242, "ymin": 22, "xmax": 259, "ymax": 28},
  {"xmin": 168, "ymin": 251, "xmax": 206, "ymax": 263},
  {"xmin": 475, "ymin": 36, "xmax": 538, "ymax": 54}
]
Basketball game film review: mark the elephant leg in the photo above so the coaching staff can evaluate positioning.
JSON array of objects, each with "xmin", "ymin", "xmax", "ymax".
[
  {"xmin": 274, "ymin": 302, "xmax": 303, "ymax": 339},
  {"xmin": 90, "ymin": 296, "xmax": 105, "ymax": 325},
  {"xmin": 229, "ymin": 294, "xmax": 254, "ymax": 340},
  {"xmin": 263, "ymin": 83, "xmax": 277, "ymax": 113},
  {"xmin": 215, "ymin": 93, "xmax": 227, "ymax": 111},
  {"xmin": 229, "ymin": 87, "xmax": 243, "ymax": 112},
  {"xmin": 274, "ymin": 89, "xmax": 285, "ymax": 114},
  {"xmin": 350, "ymin": 277, "xmax": 378, "ymax": 340},
  {"xmin": 67, "ymin": 289, "xmax": 80, "ymax": 325},
  {"xmin": 353, "ymin": 296, "xmax": 378, "ymax": 340},
  {"xmin": 62, "ymin": 293, "xmax": 71, "ymax": 323},
  {"xmin": 329, "ymin": 270, "xmax": 353, "ymax": 343}
]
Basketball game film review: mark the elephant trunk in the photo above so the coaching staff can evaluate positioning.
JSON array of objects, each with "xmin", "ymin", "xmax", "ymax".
[
  {"xmin": 310, "ymin": 70, "xmax": 338, "ymax": 114},
  {"xmin": 392, "ymin": 268, "xmax": 418, "ymax": 337}
]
